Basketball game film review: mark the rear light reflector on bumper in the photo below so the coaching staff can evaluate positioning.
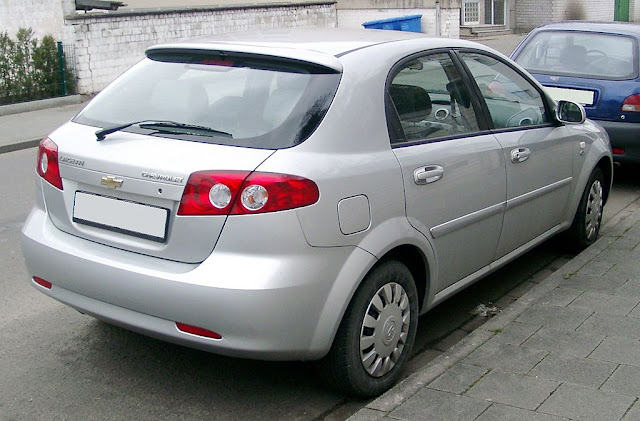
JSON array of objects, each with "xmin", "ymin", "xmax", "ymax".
[
  {"xmin": 36, "ymin": 138, "xmax": 63, "ymax": 190},
  {"xmin": 178, "ymin": 171, "xmax": 319, "ymax": 216},
  {"xmin": 612, "ymin": 147, "xmax": 626, "ymax": 155},
  {"xmin": 176, "ymin": 322, "xmax": 222, "ymax": 340},
  {"xmin": 33, "ymin": 276, "xmax": 52, "ymax": 289}
]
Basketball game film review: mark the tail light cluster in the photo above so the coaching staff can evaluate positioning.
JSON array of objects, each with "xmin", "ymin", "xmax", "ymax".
[
  {"xmin": 36, "ymin": 138, "xmax": 63, "ymax": 190},
  {"xmin": 178, "ymin": 171, "xmax": 319, "ymax": 216},
  {"xmin": 622, "ymin": 94, "xmax": 640, "ymax": 112}
]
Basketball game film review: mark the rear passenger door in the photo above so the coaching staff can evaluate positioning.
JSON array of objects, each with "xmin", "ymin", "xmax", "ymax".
[
  {"xmin": 388, "ymin": 52, "xmax": 506, "ymax": 293},
  {"xmin": 457, "ymin": 51, "xmax": 574, "ymax": 259}
]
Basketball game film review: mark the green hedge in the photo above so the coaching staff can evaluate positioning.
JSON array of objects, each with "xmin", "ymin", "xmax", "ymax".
[{"xmin": 0, "ymin": 28, "xmax": 75, "ymax": 105}]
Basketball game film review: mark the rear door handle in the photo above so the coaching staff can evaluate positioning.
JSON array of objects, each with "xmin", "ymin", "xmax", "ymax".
[
  {"xmin": 414, "ymin": 165, "xmax": 444, "ymax": 185},
  {"xmin": 510, "ymin": 147, "xmax": 531, "ymax": 163}
]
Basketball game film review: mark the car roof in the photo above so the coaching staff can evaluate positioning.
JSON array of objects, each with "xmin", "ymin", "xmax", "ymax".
[
  {"xmin": 146, "ymin": 28, "xmax": 486, "ymax": 72},
  {"xmin": 533, "ymin": 21, "xmax": 640, "ymax": 37},
  {"xmin": 180, "ymin": 27, "xmax": 429, "ymax": 56}
]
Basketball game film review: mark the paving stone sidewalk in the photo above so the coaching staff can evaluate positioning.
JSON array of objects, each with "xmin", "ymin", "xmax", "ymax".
[{"xmin": 349, "ymin": 198, "xmax": 640, "ymax": 421}]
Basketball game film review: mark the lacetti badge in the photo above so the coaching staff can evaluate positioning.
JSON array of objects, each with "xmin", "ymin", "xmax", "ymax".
[
  {"xmin": 100, "ymin": 175, "xmax": 124, "ymax": 189},
  {"xmin": 141, "ymin": 172, "xmax": 184, "ymax": 183},
  {"xmin": 59, "ymin": 156, "xmax": 85, "ymax": 166}
]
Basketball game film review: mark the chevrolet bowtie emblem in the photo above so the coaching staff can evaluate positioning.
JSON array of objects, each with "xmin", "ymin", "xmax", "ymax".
[{"xmin": 100, "ymin": 175, "xmax": 124, "ymax": 188}]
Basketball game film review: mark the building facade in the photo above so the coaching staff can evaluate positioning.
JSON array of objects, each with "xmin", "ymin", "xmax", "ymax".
[{"xmin": 461, "ymin": 0, "xmax": 622, "ymax": 35}]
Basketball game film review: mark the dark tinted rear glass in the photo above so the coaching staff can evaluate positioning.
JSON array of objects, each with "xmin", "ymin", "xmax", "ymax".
[
  {"xmin": 74, "ymin": 51, "xmax": 341, "ymax": 149},
  {"xmin": 514, "ymin": 30, "xmax": 638, "ymax": 80}
]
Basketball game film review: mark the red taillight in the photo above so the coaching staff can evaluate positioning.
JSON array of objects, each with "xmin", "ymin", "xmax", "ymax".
[
  {"xmin": 613, "ymin": 147, "xmax": 626, "ymax": 155},
  {"xmin": 33, "ymin": 276, "xmax": 52, "ymax": 289},
  {"xmin": 36, "ymin": 138, "xmax": 63, "ymax": 190},
  {"xmin": 621, "ymin": 94, "xmax": 640, "ymax": 112},
  {"xmin": 176, "ymin": 322, "xmax": 222, "ymax": 339},
  {"xmin": 178, "ymin": 171, "xmax": 319, "ymax": 216},
  {"xmin": 178, "ymin": 171, "xmax": 248, "ymax": 215}
]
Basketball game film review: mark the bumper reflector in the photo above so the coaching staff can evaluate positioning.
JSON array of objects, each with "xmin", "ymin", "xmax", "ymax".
[
  {"xmin": 33, "ymin": 276, "xmax": 52, "ymax": 289},
  {"xmin": 612, "ymin": 147, "xmax": 625, "ymax": 155},
  {"xmin": 176, "ymin": 322, "xmax": 222, "ymax": 340}
]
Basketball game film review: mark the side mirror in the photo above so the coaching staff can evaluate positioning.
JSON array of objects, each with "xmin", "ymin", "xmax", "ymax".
[{"xmin": 556, "ymin": 100, "xmax": 586, "ymax": 124}]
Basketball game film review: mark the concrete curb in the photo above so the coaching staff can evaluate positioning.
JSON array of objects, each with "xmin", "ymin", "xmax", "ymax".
[
  {"xmin": 0, "ymin": 139, "xmax": 41, "ymax": 155},
  {"xmin": 347, "ymin": 223, "xmax": 622, "ymax": 420},
  {"xmin": 0, "ymin": 95, "xmax": 83, "ymax": 117}
]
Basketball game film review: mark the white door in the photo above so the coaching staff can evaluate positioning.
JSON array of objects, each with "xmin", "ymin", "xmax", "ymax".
[{"xmin": 485, "ymin": 0, "xmax": 506, "ymax": 25}]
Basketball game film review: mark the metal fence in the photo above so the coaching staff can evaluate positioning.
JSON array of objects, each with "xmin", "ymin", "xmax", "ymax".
[{"xmin": 0, "ymin": 29, "xmax": 77, "ymax": 106}]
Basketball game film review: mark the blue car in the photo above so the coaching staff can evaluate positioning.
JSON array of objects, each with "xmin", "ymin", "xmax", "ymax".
[{"xmin": 512, "ymin": 21, "xmax": 640, "ymax": 164}]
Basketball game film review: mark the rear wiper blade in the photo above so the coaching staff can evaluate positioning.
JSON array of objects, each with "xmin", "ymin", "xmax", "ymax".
[
  {"xmin": 95, "ymin": 120, "xmax": 232, "ymax": 141},
  {"xmin": 139, "ymin": 122, "xmax": 233, "ymax": 138}
]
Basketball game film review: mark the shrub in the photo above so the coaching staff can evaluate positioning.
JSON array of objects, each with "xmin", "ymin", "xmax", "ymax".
[{"xmin": 0, "ymin": 28, "xmax": 75, "ymax": 105}]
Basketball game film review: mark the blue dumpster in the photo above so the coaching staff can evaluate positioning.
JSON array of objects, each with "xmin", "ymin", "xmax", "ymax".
[{"xmin": 362, "ymin": 14, "xmax": 422, "ymax": 32}]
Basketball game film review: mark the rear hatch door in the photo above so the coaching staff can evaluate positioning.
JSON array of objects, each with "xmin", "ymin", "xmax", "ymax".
[
  {"xmin": 40, "ymin": 47, "xmax": 341, "ymax": 263},
  {"xmin": 46, "ymin": 122, "xmax": 274, "ymax": 264}
]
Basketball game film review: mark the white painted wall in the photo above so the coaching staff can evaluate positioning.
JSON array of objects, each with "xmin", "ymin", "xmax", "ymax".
[
  {"xmin": 122, "ymin": 0, "xmax": 279, "ymax": 8},
  {"xmin": 516, "ymin": 0, "xmax": 615, "ymax": 31},
  {"xmin": 0, "ymin": 0, "xmax": 465, "ymax": 96},
  {"xmin": 337, "ymin": 7, "xmax": 460, "ymax": 37},
  {"xmin": 0, "ymin": 0, "xmax": 71, "ymax": 40},
  {"xmin": 65, "ymin": 3, "xmax": 337, "ymax": 94}
]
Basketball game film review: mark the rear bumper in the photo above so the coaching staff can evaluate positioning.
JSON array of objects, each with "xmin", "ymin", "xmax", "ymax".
[
  {"xmin": 597, "ymin": 120, "xmax": 640, "ymax": 164},
  {"xmin": 22, "ymin": 205, "xmax": 371, "ymax": 360}
]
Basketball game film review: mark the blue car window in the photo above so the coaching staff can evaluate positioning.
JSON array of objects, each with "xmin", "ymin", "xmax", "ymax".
[{"xmin": 515, "ymin": 31, "xmax": 637, "ymax": 80}]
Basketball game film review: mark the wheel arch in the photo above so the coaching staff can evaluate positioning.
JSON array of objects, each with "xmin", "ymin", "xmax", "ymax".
[
  {"xmin": 378, "ymin": 244, "xmax": 430, "ymax": 313},
  {"xmin": 567, "ymin": 147, "xmax": 613, "ymax": 225},
  {"xmin": 308, "ymin": 234, "xmax": 435, "ymax": 358},
  {"xmin": 596, "ymin": 156, "xmax": 613, "ymax": 204}
]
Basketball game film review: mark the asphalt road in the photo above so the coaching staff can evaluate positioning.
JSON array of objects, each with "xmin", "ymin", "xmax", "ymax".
[{"xmin": 2, "ymin": 148, "xmax": 639, "ymax": 421}]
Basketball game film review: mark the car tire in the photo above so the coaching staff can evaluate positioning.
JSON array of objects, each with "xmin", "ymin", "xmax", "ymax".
[
  {"xmin": 566, "ymin": 167, "xmax": 605, "ymax": 251},
  {"xmin": 318, "ymin": 260, "xmax": 419, "ymax": 398}
]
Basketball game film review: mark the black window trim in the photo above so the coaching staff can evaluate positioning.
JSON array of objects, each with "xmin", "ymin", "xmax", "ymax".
[{"xmin": 451, "ymin": 48, "xmax": 559, "ymax": 133}]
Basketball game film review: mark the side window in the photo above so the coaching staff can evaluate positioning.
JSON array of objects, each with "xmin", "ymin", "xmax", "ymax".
[
  {"xmin": 459, "ymin": 52, "xmax": 550, "ymax": 129},
  {"xmin": 388, "ymin": 53, "xmax": 480, "ymax": 143}
]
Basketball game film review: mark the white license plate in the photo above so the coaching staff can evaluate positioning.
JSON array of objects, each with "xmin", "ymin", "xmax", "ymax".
[
  {"xmin": 73, "ymin": 191, "xmax": 169, "ymax": 242},
  {"xmin": 544, "ymin": 87, "xmax": 595, "ymax": 106}
]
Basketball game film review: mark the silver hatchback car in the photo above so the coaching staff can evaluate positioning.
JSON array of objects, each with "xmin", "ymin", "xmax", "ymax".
[{"xmin": 22, "ymin": 28, "xmax": 612, "ymax": 397}]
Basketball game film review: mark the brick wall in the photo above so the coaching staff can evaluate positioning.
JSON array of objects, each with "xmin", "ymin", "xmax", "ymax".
[
  {"xmin": 515, "ymin": 0, "xmax": 552, "ymax": 30},
  {"xmin": 551, "ymin": 0, "xmax": 614, "ymax": 21},
  {"xmin": 516, "ymin": 0, "xmax": 615, "ymax": 31},
  {"xmin": 337, "ymin": 8, "xmax": 460, "ymax": 37},
  {"xmin": 631, "ymin": 2, "xmax": 636, "ymax": 20},
  {"xmin": 64, "ymin": 3, "xmax": 337, "ymax": 94}
]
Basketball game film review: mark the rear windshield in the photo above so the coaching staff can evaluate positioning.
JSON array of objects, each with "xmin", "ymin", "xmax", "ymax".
[
  {"xmin": 514, "ymin": 30, "xmax": 638, "ymax": 80},
  {"xmin": 74, "ymin": 51, "xmax": 342, "ymax": 149}
]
